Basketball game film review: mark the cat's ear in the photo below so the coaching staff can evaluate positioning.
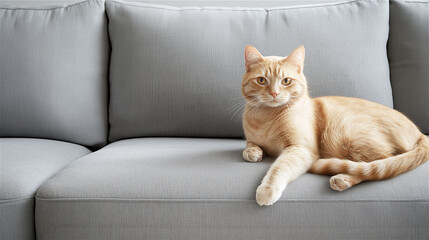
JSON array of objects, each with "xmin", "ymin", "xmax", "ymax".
[
  {"xmin": 245, "ymin": 45, "xmax": 263, "ymax": 71},
  {"xmin": 284, "ymin": 46, "xmax": 305, "ymax": 73}
]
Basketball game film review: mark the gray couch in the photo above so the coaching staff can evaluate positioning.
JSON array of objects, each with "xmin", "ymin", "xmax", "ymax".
[{"xmin": 1, "ymin": 0, "xmax": 428, "ymax": 239}]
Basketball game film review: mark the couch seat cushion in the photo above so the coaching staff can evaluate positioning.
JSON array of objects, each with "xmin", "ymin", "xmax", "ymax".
[
  {"xmin": 0, "ymin": 138, "xmax": 90, "ymax": 240},
  {"xmin": 36, "ymin": 138, "xmax": 428, "ymax": 239}
]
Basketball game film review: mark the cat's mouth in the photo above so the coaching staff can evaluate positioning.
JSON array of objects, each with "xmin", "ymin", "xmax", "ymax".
[
  {"xmin": 265, "ymin": 99, "xmax": 286, "ymax": 107},
  {"xmin": 247, "ymin": 96, "xmax": 289, "ymax": 108}
]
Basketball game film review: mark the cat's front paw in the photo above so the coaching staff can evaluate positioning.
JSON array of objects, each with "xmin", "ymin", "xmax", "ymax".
[
  {"xmin": 243, "ymin": 147, "xmax": 263, "ymax": 162},
  {"xmin": 256, "ymin": 183, "xmax": 283, "ymax": 206}
]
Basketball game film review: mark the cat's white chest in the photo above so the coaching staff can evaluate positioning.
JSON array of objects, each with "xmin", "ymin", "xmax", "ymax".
[{"xmin": 243, "ymin": 117, "xmax": 283, "ymax": 157}]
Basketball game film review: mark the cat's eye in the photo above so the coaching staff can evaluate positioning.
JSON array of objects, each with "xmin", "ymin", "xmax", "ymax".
[
  {"xmin": 282, "ymin": 77, "xmax": 292, "ymax": 85},
  {"xmin": 256, "ymin": 77, "xmax": 267, "ymax": 85}
]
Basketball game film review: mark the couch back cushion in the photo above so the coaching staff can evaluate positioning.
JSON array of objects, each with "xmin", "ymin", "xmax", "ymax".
[
  {"xmin": 389, "ymin": 0, "xmax": 429, "ymax": 134},
  {"xmin": 0, "ymin": 0, "xmax": 109, "ymax": 148},
  {"xmin": 106, "ymin": 0, "xmax": 392, "ymax": 141}
]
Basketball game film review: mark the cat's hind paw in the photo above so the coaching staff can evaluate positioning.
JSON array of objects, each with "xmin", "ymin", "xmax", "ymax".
[
  {"xmin": 243, "ymin": 147, "xmax": 263, "ymax": 162},
  {"xmin": 330, "ymin": 174, "xmax": 352, "ymax": 191},
  {"xmin": 256, "ymin": 183, "xmax": 283, "ymax": 206}
]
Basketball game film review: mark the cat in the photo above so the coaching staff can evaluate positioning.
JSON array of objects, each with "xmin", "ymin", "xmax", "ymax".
[{"xmin": 241, "ymin": 45, "xmax": 429, "ymax": 206}]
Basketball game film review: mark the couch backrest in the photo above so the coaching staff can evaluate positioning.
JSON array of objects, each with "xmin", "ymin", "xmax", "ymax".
[
  {"xmin": 106, "ymin": 0, "xmax": 393, "ymax": 142},
  {"xmin": 2, "ymin": 0, "xmax": 425, "ymax": 143},
  {"xmin": 388, "ymin": 0, "xmax": 429, "ymax": 134},
  {"xmin": 0, "ymin": 0, "xmax": 109, "ymax": 148}
]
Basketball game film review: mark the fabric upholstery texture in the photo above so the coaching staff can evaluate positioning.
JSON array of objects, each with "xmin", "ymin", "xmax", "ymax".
[
  {"xmin": 0, "ymin": 138, "xmax": 90, "ymax": 240},
  {"xmin": 139, "ymin": 0, "xmax": 346, "ymax": 7},
  {"xmin": 36, "ymin": 138, "xmax": 429, "ymax": 239},
  {"xmin": 106, "ymin": 0, "xmax": 393, "ymax": 142},
  {"xmin": 0, "ymin": 198, "xmax": 35, "ymax": 240},
  {"xmin": 0, "ymin": 0, "xmax": 109, "ymax": 148},
  {"xmin": 388, "ymin": 0, "xmax": 429, "ymax": 134}
]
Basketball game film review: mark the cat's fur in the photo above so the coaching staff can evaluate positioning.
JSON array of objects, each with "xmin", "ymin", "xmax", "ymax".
[{"xmin": 241, "ymin": 45, "xmax": 429, "ymax": 206}]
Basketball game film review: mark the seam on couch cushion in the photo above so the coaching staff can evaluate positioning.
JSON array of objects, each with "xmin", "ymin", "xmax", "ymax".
[
  {"xmin": 35, "ymin": 196, "xmax": 428, "ymax": 203},
  {"xmin": 401, "ymin": 0, "xmax": 429, "ymax": 3},
  {"xmin": 0, "ymin": 0, "xmax": 102, "ymax": 10},
  {"xmin": 0, "ymin": 196, "xmax": 34, "ymax": 204},
  {"xmin": 107, "ymin": 0, "xmax": 384, "ymax": 12}
]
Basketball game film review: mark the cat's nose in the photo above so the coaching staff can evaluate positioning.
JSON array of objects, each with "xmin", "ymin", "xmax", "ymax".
[{"xmin": 269, "ymin": 92, "xmax": 279, "ymax": 98}]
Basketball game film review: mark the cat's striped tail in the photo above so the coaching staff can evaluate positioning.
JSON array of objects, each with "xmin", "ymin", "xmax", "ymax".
[{"xmin": 310, "ymin": 135, "xmax": 429, "ymax": 190}]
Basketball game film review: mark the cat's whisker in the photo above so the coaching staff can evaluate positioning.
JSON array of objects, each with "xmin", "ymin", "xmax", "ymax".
[
  {"xmin": 226, "ymin": 101, "xmax": 241, "ymax": 108},
  {"xmin": 227, "ymin": 105, "xmax": 244, "ymax": 116},
  {"xmin": 232, "ymin": 96, "xmax": 245, "ymax": 100},
  {"xmin": 231, "ymin": 105, "xmax": 246, "ymax": 122},
  {"xmin": 227, "ymin": 100, "xmax": 247, "ymax": 122},
  {"xmin": 231, "ymin": 108, "xmax": 244, "ymax": 120},
  {"xmin": 250, "ymin": 100, "xmax": 263, "ymax": 117},
  {"xmin": 226, "ymin": 102, "xmax": 246, "ymax": 116}
]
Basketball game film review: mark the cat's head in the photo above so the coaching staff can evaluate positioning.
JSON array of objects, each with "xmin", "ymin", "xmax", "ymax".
[{"xmin": 241, "ymin": 45, "xmax": 308, "ymax": 108}]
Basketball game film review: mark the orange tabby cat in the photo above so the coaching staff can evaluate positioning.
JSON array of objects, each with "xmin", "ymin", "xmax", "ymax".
[{"xmin": 242, "ymin": 45, "xmax": 429, "ymax": 206}]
